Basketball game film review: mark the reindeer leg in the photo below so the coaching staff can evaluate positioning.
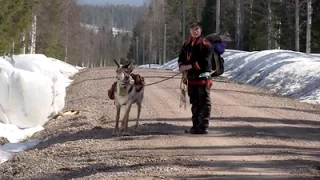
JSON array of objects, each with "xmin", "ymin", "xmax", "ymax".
[
  {"xmin": 121, "ymin": 102, "xmax": 132, "ymax": 135},
  {"xmin": 135, "ymin": 101, "xmax": 141, "ymax": 129},
  {"xmin": 113, "ymin": 104, "xmax": 121, "ymax": 134},
  {"xmin": 125, "ymin": 102, "xmax": 133, "ymax": 131}
]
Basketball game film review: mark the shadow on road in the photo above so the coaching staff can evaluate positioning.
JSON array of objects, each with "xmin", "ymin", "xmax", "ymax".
[
  {"xmin": 28, "ymin": 157, "xmax": 319, "ymax": 180},
  {"xmin": 33, "ymin": 122, "xmax": 188, "ymax": 150},
  {"xmin": 136, "ymin": 116, "xmax": 320, "ymax": 142}
]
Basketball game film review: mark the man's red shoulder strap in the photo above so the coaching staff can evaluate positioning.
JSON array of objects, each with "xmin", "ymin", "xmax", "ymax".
[
  {"xmin": 202, "ymin": 39, "xmax": 212, "ymax": 47},
  {"xmin": 200, "ymin": 39, "xmax": 212, "ymax": 51}
]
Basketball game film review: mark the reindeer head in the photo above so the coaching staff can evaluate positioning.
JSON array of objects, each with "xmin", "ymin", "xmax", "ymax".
[{"xmin": 114, "ymin": 59, "xmax": 134, "ymax": 87}]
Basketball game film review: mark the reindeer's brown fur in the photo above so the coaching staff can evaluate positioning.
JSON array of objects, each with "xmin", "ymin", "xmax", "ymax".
[{"xmin": 111, "ymin": 59, "xmax": 145, "ymax": 135}]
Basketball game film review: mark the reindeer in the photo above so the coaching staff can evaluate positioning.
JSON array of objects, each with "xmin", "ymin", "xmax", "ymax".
[{"xmin": 112, "ymin": 59, "xmax": 145, "ymax": 135}]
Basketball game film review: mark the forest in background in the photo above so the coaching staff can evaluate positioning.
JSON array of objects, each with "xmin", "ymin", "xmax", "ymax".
[
  {"xmin": 0, "ymin": 0, "xmax": 142, "ymax": 67},
  {"xmin": 1, "ymin": 0, "xmax": 319, "ymax": 67},
  {"xmin": 128, "ymin": 0, "xmax": 319, "ymax": 66}
]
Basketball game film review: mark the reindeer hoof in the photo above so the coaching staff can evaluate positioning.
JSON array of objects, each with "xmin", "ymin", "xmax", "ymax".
[
  {"xmin": 134, "ymin": 124, "xmax": 139, "ymax": 130},
  {"xmin": 116, "ymin": 127, "xmax": 124, "ymax": 135},
  {"xmin": 116, "ymin": 127, "xmax": 131, "ymax": 136},
  {"xmin": 112, "ymin": 129, "xmax": 119, "ymax": 135},
  {"xmin": 122, "ymin": 131, "xmax": 131, "ymax": 136},
  {"xmin": 113, "ymin": 130, "xmax": 123, "ymax": 136},
  {"xmin": 117, "ymin": 132, "xmax": 123, "ymax": 136}
]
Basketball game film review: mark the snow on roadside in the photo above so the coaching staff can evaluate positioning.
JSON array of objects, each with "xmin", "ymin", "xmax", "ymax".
[{"xmin": 139, "ymin": 49, "xmax": 320, "ymax": 104}]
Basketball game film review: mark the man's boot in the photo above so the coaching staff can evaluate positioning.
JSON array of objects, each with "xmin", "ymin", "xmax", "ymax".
[
  {"xmin": 197, "ymin": 123, "xmax": 209, "ymax": 134},
  {"xmin": 189, "ymin": 120, "xmax": 199, "ymax": 134}
]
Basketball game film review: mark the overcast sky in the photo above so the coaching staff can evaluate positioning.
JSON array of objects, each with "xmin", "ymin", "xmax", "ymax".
[{"xmin": 77, "ymin": 0, "xmax": 145, "ymax": 6}]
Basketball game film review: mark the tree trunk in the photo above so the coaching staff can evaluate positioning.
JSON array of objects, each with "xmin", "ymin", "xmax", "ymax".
[
  {"xmin": 163, "ymin": 23, "xmax": 167, "ymax": 64},
  {"xmin": 295, "ymin": 0, "xmax": 300, "ymax": 51},
  {"xmin": 275, "ymin": 20, "xmax": 281, "ymax": 49},
  {"xmin": 21, "ymin": 31, "xmax": 26, "ymax": 54},
  {"xmin": 182, "ymin": 0, "xmax": 186, "ymax": 42},
  {"xmin": 142, "ymin": 33, "xmax": 145, "ymax": 65},
  {"xmin": 235, "ymin": 0, "xmax": 240, "ymax": 49},
  {"xmin": 249, "ymin": 0, "xmax": 253, "ymax": 50},
  {"xmin": 196, "ymin": 2, "xmax": 200, "ymax": 20},
  {"xmin": 235, "ymin": 0, "xmax": 243, "ymax": 50},
  {"xmin": 216, "ymin": 0, "xmax": 220, "ymax": 34},
  {"xmin": 136, "ymin": 36, "xmax": 139, "ymax": 65},
  {"xmin": 267, "ymin": 0, "xmax": 272, "ymax": 49},
  {"xmin": 149, "ymin": 30, "xmax": 152, "ymax": 67},
  {"xmin": 306, "ymin": 0, "xmax": 312, "ymax": 54},
  {"xmin": 64, "ymin": 0, "xmax": 69, "ymax": 63},
  {"xmin": 30, "ymin": 15, "xmax": 37, "ymax": 54}
]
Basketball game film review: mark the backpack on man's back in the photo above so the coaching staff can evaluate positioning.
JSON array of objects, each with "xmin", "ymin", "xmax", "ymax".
[
  {"xmin": 211, "ymin": 52, "xmax": 224, "ymax": 77},
  {"xmin": 202, "ymin": 32, "xmax": 232, "ymax": 77}
]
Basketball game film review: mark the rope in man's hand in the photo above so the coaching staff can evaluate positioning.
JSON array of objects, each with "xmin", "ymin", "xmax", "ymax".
[{"xmin": 180, "ymin": 71, "xmax": 188, "ymax": 110}]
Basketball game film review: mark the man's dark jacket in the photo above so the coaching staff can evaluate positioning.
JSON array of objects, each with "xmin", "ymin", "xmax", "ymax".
[{"xmin": 178, "ymin": 36, "xmax": 213, "ymax": 85}]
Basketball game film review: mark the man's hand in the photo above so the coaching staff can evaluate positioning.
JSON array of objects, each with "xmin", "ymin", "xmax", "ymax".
[{"xmin": 179, "ymin": 64, "xmax": 192, "ymax": 73}]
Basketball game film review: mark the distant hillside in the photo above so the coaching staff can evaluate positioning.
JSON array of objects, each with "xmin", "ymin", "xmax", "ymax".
[
  {"xmin": 77, "ymin": 0, "xmax": 144, "ymax": 6},
  {"xmin": 80, "ymin": 4, "xmax": 143, "ymax": 30}
]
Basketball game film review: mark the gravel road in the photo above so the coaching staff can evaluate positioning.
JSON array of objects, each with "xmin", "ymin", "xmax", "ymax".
[{"xmin": 0, "ymin": 67, "xmax": 319, "ymax": 180}]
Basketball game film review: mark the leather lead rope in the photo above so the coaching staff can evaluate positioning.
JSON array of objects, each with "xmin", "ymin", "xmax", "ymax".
[{"xmin": 144, "ymin": 72, "xmax": 181, "ymax": 87}]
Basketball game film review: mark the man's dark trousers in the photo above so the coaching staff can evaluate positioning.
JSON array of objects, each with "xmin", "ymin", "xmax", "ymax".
[{"xmin": 187, "ymin": 83, "xmax": 211, "ymax": 132}]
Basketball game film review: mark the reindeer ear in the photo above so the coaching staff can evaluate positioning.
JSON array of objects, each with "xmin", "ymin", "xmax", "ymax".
[
  {"xmin": 128, "ymin": 64, "xmax": 135, "ymax": 73},
  {"xmin": 127, "ymin": 59, "xmax": 133, "ymax": 66},
  {"xmin": 122, "ymin": 59, "xmax": 132, "ymax": 69},
  {"xmin": 113, "ymin": 59, "xmax": 120, "ymax": 68}
]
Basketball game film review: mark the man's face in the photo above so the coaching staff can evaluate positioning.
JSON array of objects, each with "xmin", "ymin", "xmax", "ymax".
[{"xmin": 190, "ymin": 26, "xmax": 202, "ymax": 38}]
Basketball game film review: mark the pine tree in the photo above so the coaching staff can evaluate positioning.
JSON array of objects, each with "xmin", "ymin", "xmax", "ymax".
[
  {"xmin": 201, "ymin": 0, "xmax": 216, "ymax": 36},
  {"xmin": 36, "ymin": 0, "xmax": 65, "ymax": 60},
  {"xmin": 0, "ymin": 0, "xmax": 40, "ymax": 55}
]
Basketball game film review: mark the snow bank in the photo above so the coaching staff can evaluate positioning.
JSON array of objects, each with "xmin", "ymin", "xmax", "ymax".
[
  {"xmin": 223, "ymin": 49, "xmax": 320, "ymax": 104},
  {"xmin": 0, "ymin": 65, "xmax": 53, "ymax": 128},
  {"xmin": 0, "ymin": 54, "xmax": 81, "ymax": 164},
  {"xmin": 5, "ymin": 54, "xmax": 71, "ymax": 117},
  {"xmin": 139, "ymin": 49, "xmax": 320, "ymax": 104},
  {"xmin": 1, "ymin": 54, "xmax": 77, "ymax": 129}
]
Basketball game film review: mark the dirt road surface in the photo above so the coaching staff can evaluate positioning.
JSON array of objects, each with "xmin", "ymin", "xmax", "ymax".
[{"xmin": 0, "ymin": 67, "xmax": 319, "ymax": 180}]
